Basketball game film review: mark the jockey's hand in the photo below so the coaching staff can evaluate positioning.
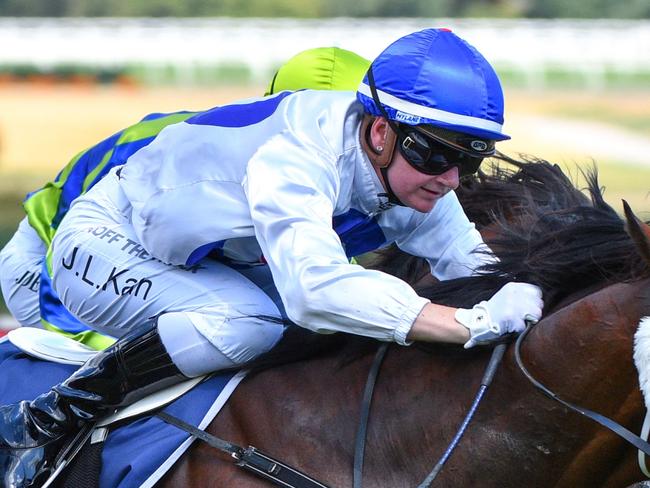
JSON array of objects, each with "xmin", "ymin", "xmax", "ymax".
[{"xmin": 455, "ymin": 282, "xmax": 543, "ymax": 349}]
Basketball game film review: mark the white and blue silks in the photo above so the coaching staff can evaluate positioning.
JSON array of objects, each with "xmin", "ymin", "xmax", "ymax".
[{"xmin": 50, "ymin": 90, "xmax": 491, "ymax": 364}]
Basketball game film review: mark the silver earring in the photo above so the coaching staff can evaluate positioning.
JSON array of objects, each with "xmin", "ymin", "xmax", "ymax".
[{"xmin": 376, "ymin": 146, "xmax": 383, "ymax": 152}]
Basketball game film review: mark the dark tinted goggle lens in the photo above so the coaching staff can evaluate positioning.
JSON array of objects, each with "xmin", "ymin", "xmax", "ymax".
[{"xmin": 397, "ymin": 129, "xmax": 483, "ymax": 177}]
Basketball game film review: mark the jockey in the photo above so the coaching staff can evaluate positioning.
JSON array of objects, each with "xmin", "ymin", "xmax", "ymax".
[
  {"xmin": 0, "ymin": 29, "xmax": 543, "ymax": 487},
  {"xmin": 0, "ymin": 47, "xmax": 370, "ymax": 350}
]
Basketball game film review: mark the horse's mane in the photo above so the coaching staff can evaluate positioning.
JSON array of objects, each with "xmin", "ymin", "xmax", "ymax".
[
  {"xmin": 243, "ymin": 156, "xmax": 650, "ymax": 372},
  {"xmin": 421, "ymin": 201, "xmax": 648, "ymax": 310},
  {"xmin": 459, "ymin": 152, "xmax": 592, "ymax": 226}
]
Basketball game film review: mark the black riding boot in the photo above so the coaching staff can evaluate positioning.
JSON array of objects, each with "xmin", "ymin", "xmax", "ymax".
[{"xmin": 0, "ymin": 324, "xmax": 188, "ymax": 487}]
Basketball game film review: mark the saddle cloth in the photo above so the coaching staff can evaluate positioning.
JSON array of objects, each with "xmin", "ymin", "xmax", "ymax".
[{"xmin": 0, "ymin": 336, "xmax": 245, "ymax": 487}]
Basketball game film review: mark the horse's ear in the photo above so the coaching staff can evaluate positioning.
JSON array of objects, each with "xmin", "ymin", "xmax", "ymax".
[{"xmin": 623, "ymin": 199, "xmax": 650, "ymax": 266}]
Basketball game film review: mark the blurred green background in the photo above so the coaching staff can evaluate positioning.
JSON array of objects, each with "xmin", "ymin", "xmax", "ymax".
[
  {"xmin": 1, "ymin": 2, "xmax": 649, "ymax": 320},
  {"xmin": 1, "ymin": 0, "xmax": 648, "ymax": 18}
]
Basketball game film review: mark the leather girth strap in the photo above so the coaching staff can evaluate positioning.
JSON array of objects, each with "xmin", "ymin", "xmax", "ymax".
[{"xmin": 157, "ymin": 411, "xmax": 331, "ymax": 488}]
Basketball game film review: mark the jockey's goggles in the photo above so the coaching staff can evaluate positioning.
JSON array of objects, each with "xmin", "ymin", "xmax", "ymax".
[
  {"xmin": 395, "ymin": 124, "xmax": 494, "ymax": 177},
  {"xmin": 366, "ymin": 65, "xmax": 495, "ymax": 177}
]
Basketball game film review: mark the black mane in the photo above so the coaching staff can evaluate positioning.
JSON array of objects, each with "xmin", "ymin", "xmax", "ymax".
[
  {"xmin": 418, "ymin": 200, "xmax": 647, "ymax": 310},
  {"xmin": 458, "ymin": 153, "xmax": 592, "ymax": 227}
]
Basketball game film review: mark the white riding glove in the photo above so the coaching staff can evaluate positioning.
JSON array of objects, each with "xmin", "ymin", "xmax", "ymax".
[{"xmin": 455, "ymin": 282, "xmax": 543, "ymax": 349}]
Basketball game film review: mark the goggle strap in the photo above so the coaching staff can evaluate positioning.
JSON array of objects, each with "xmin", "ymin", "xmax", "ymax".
[{"xmin": 367, "ymin": 67, "xmax": 408, "ymax": 140}]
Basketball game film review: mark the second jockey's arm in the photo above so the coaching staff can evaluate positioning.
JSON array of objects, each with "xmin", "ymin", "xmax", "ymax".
[{"xmin": 407, "ymin": 302, "xmax": 470, "ymax": 343}]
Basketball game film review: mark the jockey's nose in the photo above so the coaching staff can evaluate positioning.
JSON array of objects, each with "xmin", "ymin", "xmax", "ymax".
[{"xmin": 436, "ymin": 166, "xmax": 460, "ymax": 190}]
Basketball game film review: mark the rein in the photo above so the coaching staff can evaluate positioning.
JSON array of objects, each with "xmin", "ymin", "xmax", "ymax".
[
  {"xmin": 514, "ymin": 321, "xmax": 650, "ymax": 457},
  {"xmin": 353, "ymin": 343, "xmax": 389, "ymax": 488},
  {"xmin": 353, "ymin": 342, "xmax": 509, "ymax": 488}
]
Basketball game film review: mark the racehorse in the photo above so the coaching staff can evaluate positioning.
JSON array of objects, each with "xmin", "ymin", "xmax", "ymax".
[{"xmin": 155, "ymin": 158, "xmax": 650, "ymax": 488}]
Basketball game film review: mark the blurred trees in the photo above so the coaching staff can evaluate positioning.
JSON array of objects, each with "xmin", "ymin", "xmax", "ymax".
[{"xmin": 0, "ymin": 0, "xmax": 648, "ymax": 18}]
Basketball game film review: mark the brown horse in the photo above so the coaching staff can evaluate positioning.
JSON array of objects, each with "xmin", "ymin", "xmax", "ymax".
[
  {"xmin": 161, "ymin": 281, "xmax": 650, "ymax": 488},
  {"xmin": 156, "ymin": 160, "xmax": 650, "ymax": 488}
]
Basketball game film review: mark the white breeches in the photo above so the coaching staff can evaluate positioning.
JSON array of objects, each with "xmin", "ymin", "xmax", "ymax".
[
  {"xmin": 50, "ymin": 170, "xmax": 284, "ymax": 374},
  {"xmin": 0, "ymin": 218, "xmax": 45, "ymax": 327}
]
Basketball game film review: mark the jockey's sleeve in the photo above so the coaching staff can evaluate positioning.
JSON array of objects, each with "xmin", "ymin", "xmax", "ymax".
[
  {"xmin": 245, "ymin": 131, "xmax": 429, "ymax": 346},
  {"xmin": 393, "ymin": 191, "xmax": 496, "ymax": 279}
]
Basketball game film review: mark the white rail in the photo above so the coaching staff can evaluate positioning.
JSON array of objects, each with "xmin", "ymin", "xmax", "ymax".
[{"xmin": 1, "ymin": 17, "xmax": 649, "ymax": 86}]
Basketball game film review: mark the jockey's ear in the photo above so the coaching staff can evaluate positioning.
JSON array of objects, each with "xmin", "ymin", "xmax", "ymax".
[{"xmin": 360, "ymin": 115, "xmax": 396, "ymax": 169}]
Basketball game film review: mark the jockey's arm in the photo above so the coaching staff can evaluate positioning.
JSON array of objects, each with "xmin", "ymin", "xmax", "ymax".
[
  {"xmin": 246, "ymin": 132, "xmax": 427, "ymax": 345},
  {"xmin": 410, "ymin": 282, "xmax": 544, "ymax": 348},
  {"xmin": 408, "ymin": 302, "xmax": 469, "ymax": 343}
]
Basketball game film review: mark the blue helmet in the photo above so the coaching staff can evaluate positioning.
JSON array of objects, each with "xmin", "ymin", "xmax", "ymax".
[{"xmin": 357, "ymin": 28, "xmax": 509, "ymax": 141}]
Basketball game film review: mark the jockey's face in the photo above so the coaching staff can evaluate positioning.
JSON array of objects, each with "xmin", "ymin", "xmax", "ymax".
[
  {"xmin": 367, "ymin": 116, "xmax": 460, "ymax": 212},
  {"xmin": 385, "ymin": 150, "xmax": 460, "ymax": 212}
]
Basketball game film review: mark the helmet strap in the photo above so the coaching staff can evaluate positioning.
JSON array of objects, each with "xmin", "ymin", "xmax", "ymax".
[{"xmin": 379, "ymin": 165, "xmax": 404, "ymax": 206}]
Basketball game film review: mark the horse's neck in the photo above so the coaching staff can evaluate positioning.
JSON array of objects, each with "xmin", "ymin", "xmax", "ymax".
[
  {"xmin": 525, "ymin": 280, "xmax": 650, "ymax": 404},
  {"xmin": 366, "ymin": 279, "xmax": 650, "ymax": 487},
  {"xmin": 508, "ymin": 279, "xmax": 650, "ymax": 487}
]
